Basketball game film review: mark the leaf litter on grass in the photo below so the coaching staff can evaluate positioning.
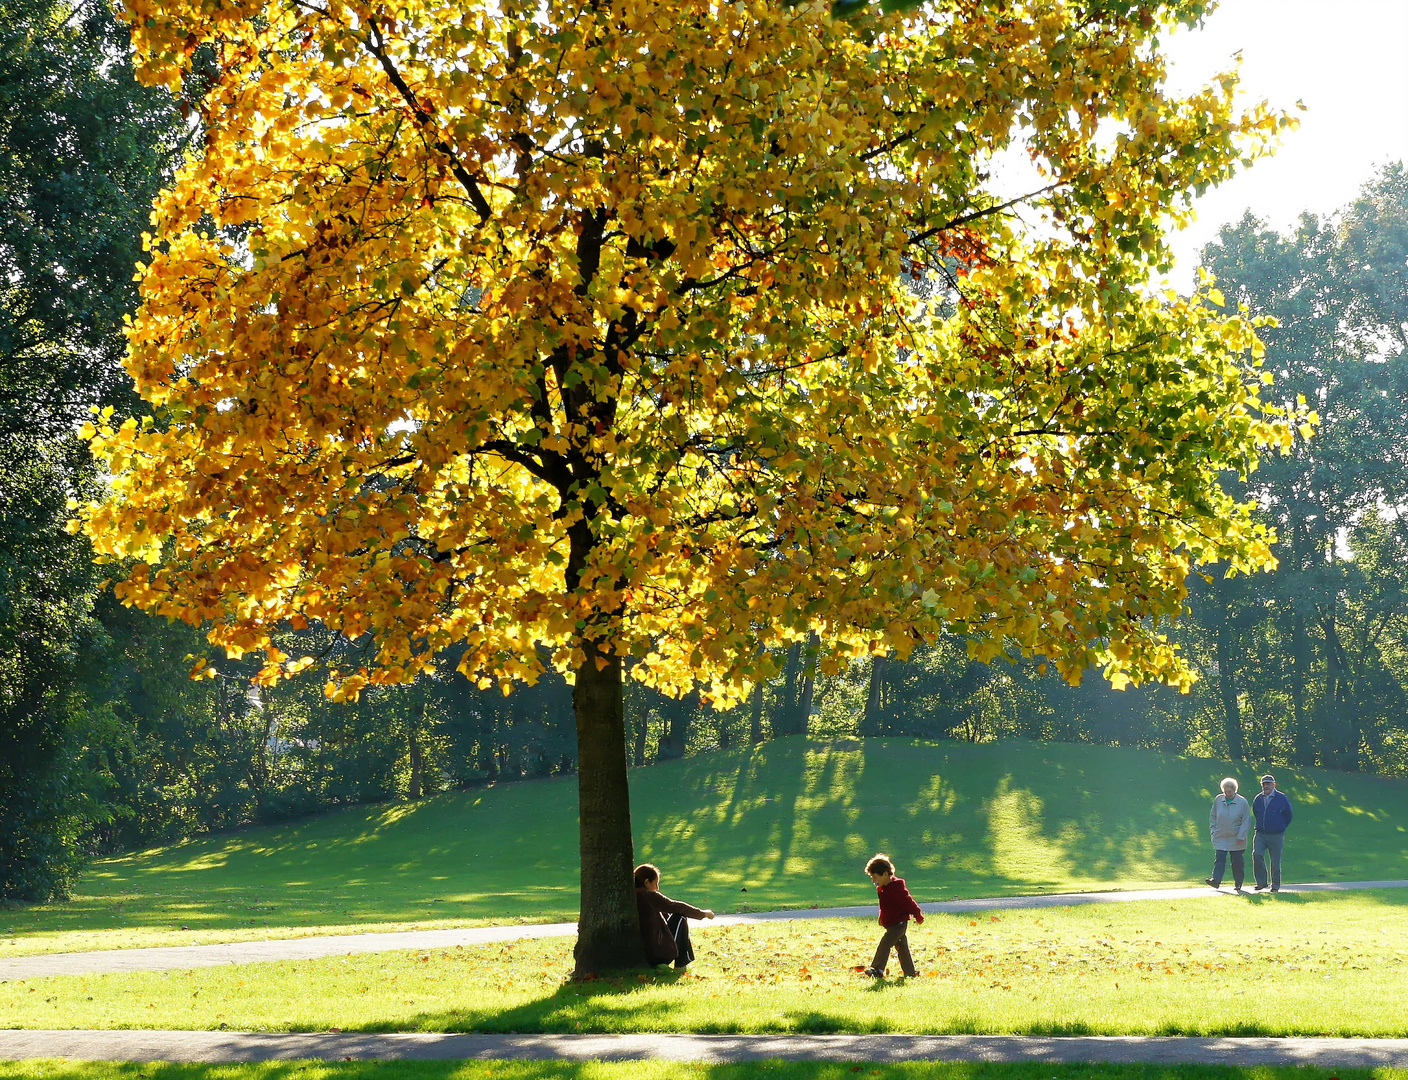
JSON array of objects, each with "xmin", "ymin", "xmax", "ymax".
[{"xmin": 5, "ymin": 894, "xmax": 1408, "ymax": 1036}]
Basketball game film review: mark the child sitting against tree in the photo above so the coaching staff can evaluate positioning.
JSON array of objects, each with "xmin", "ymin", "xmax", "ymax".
[
  {"xmin": 863, "ymin": 852, "xmax": 924, "ymax": 977},
  {"xmin": 634, "ymin": 862, "xmax": 715, "ymax": 969}
]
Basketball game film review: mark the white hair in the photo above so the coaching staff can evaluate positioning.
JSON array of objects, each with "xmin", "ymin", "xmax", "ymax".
[{"xmin": 1220, "ymin": 777, "xmax": 1239, "ymax": 792}]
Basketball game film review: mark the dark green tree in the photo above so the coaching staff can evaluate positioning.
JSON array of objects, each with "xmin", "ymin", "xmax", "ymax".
[
  {"xmin": 1195, "ymin": 165, "xmax": 1408, "ymax": 771},
  {"xmin": 0, "ymin": 0, "xmax": 178, "ymax": 899}
]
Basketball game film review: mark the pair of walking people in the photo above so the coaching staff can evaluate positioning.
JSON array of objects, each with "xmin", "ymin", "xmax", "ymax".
[{"xmin": 1206, "ymin": 774, "xmax": 1293, "ymax": 893}]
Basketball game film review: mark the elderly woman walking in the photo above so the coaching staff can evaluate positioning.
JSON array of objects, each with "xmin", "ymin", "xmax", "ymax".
[{"xmin": 1205, "ymin": 777, "xmax": 1252, "ymax": 894}]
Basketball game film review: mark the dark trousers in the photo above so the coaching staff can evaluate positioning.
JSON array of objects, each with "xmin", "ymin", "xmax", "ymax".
[
  {"xmin": 1253, "ymin": 832, "xmax": 1285, "ymax": 889},
  {"xmin": 1211, "ymin": 848, "xmax": 1245, "ymax": 889},
  {"xmin": 871, "ymin": 920, "xmax": 917, "ymax": 976},
  {"xmin": 657, "ymin": 912, "xmax": 694, "ymax": 968}
]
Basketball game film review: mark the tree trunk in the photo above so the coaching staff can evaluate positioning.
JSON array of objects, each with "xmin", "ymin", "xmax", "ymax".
[
  {"xmin": 1321, "ymin": 615, "xmax": 1359, "ymax": 770},
  {"xmin": 571, "ymin": 642, "xmax": 644, "ymax": 973},
  {"xmin": 656, "ymin": 690, "xmax": 695, "ymax": 761},
  {"xmin": 1288, "ymin": 603, "xmax": 1313, "ymax": 766},
  {"xmin": 795, "ymin": 631, "xmax": 819, "ymax": 736},
  {"xmin": 777, "ymin": 641, "xmax": 802, "ymax": 737},
  {"xmin": 862, "ymin": 653, "xmax": 888, "ymax": 737},
  {"xmin": 632, "ymin": 704, "xmax": 648, "ymax": 766},
  {"xmin": 748, "ymin": 679, "xmax": 765, "ymax": 744},
  {"xmin": 1281, "ymin": 519, "xmax": 1315, "ymax": 766},
  {"xmin": 1214, "ymin": 602, "xmax": 1245, "ymax": 761},
  {"xmin": 407, "ymin": 689, "xmax": 426, "ymax": 799}
]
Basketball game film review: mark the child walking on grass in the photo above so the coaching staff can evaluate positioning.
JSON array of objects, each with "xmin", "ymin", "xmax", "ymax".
[{"xmin": 864, "ymin": 853, "xmax": 924, "ymax": 977}]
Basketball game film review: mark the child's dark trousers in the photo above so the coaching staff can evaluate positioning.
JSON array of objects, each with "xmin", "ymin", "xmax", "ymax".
[
  {"xmin": 871, "ymin": 920, "xmax": 916, "ymax": 976},
  {"xmin": 658, "ymin": 912, "xmax": 694, "ymax": 968}
]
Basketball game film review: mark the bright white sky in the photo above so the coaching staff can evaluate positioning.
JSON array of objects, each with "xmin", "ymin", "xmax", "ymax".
[{"xmin": 1161, "ymin": 0, "xmax": 1408, "ymax": 283}]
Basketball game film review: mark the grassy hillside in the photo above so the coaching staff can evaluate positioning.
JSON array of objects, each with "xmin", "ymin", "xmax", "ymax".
[{"xmin": 4, "ymin": 737, "xmax": 1406, "ymax": 953}]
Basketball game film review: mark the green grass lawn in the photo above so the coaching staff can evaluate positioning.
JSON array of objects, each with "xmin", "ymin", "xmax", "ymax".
[
  {"xmin": 5, "ymin": 737, "xmax": 1407, "ymax": 956},
  {"xmin": 6, "ymin": 891, "xmax": 1407, "ymax": 1037},
  {"xmin": 4, "ymin": 1065, "xmax": 1404, "ymax": 1080}
]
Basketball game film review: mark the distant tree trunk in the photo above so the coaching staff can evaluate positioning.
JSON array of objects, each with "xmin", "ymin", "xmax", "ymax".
[
  {"xmin": 748, "ymin": 680, "xmax": 765, "ymax": 744},
  {"xmin": 776, "ymin": 641, "xmax": 802, "ymax": 737},
  {"xmin": 476, "ymin": 691, "xmax": 501, "ymax": 780},
  {"xmin": 718, "ymin": 704, "xmax": 731, "ymax": 751},
  {"xmin": 795, "ymin": 632, "xmax": 820, "ymax": 737},
  {"xmin": 1289, "ymin": 604, "xmax": 1314, "ymax": 765},
  {"xmin": 773, "ymin": 635, "xmax": 816, "ymax": 738},
  {"xmin": 1321, "ymin": 614, "xmax": 1359, "ymax": 771},
  {"xmin": 1286, "ymin": 522, "xmax": 1316, "ymax": 767},
  {"xmin": 407, "ymin": 690, "xmax": 427, "ymax": 799},
  {"xmin": 656, "ymin": 691, "xmax": 696, "ymax": 761},
  {"xmin": 632, "ymin": 706, "xmax": 648, "ymax": 766},
  {"xmin": 247, "ymin": 687, "xmax": 273, "ymax": 821},
  {"xmin": 1214, "ymin": 602, "xmax": 1245, "ymax": 761},
  {"xmin": 862, "ymin": 653, "xmax": 888, "ymax": 737}
]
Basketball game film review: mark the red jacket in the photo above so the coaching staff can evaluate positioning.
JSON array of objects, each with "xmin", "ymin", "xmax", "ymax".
[{"xmin": 876, "ymin": 877, "xmax": 924, "ymax": 927}]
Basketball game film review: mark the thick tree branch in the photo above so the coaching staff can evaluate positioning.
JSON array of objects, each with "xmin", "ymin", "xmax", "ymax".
[{"xmin": 363, "ymin": 19, "xmax": 493, "ymax": 223}]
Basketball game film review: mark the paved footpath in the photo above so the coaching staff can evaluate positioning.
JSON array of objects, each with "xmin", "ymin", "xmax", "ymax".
[
  {"xmin": 4, "ymin": 1030, "xmax": 1408, "ymax": 1067},
  {"xmin": 4, "ymin": 880, "xmax": 1405, "ymax": 983}
]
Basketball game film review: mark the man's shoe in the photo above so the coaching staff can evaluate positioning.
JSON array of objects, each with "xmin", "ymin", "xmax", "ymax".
[
  {"xmin": 1253, "ymin": 884, "xmax": 1268, "ymax": 891},
  {"xmin": 1270, "ymin": 887, "xmax": 1280, "ymax": 893},
  {"xmin": 862, "ymin": 967, "xmax": 884, "ymax": 978},
  {"xmin": 1205, "ymin": 878, "xmax": 1220, "ymax": 889},
  {"xmin": 1234, "ymin": 887, "xmax": 1245, "ymax": 895}
]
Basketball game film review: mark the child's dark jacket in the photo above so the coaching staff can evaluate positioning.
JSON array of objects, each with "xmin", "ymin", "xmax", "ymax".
[
  {"xmin": 876, "ymin": 877, "xmax": 923, "ymax": 927},
  {"xmin": 636, "ymin": 888, "xmax": 708, "ymax": 963}
]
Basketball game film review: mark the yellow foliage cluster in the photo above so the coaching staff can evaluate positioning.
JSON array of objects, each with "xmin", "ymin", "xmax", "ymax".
[{"xmin": 81, "ymin": 0, "xmax": 1304, "ymax": 700}]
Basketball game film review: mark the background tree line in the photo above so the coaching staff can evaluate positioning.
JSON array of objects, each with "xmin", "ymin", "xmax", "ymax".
[{"xmin": 3, "ymin": 0, "xmax": 1405, "ymax": 902}]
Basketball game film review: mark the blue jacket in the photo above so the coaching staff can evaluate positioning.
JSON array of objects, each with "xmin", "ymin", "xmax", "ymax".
[{"xmin": 1253, "ymin": 790, "xmax": 1293, "ymax": 834}]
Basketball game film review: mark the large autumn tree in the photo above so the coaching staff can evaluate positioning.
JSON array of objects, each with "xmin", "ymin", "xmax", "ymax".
[{"xmin": 83, "ymin": 0, "xmax": 1301, "ymax": 969}]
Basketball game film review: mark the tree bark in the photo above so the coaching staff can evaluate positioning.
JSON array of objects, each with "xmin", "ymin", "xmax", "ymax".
[
  {"xmin": 748, "ymin": 679, "xmax": 765, "ymax": 744},
  {"xmin": 407, "ymin": 689, "xmax": 426, "ymax": 799},
  {"xmin": 795, "ymin": 631, "xmax": 819, "ymax": 736},
  {"xmin": 631, "ymin": 703, "xmax": 648, "ymax": 766},
  {"xmin": 1321, "ymin": 614, "xmax": 1359, "ymax": 770},
  {"xmin": 1285, "ymin": 522, "xmax": 1315, "ymax": 766},
  {"xmin": 862, "ymin": 653, "xmax": 888, "ymax": 737},
  {"xmin": 777, "ymin": 641, "xmax": 802, "ymax": 736},
  {"xmin": 571, "ymin": 642, "xmax": 644, "ymax": 973},
  {"xmin": 656, "ymin": 690, "xmax": 695, "ymax": 761},
  {"xmin": 1214, "ymin": 600, "xmax": 1245, "ymax": 761}
]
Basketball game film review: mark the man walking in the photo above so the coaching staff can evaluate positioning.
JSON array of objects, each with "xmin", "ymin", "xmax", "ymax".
[{"xmin": 1252, "ymin": 773, "xmax": 1293, "ymax": 893}]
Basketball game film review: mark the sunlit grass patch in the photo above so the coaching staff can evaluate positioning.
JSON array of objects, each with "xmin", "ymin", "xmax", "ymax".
[
  {"xmin": 0, "ymin": 918, "xmax": 556, "ymax": 960},
  {"xmin": 4, "ymin": 891, "xmax": 1406, "ymax": 1036},
  {"xmin": 6, "ymin": 738, "xmax": 1407, "ymax": 956}
]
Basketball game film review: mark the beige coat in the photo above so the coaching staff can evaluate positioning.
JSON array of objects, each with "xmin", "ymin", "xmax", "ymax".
[{"xmin": 1209, "ymin": 794, "xmax": 1251, "ymax": 851}]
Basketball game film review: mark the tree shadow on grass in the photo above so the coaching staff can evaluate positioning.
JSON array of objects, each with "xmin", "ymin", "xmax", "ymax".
[
  {"xmin": 4, "ymin": 1064, "xmax": 1381, "ymax": 1080},
  {"xmin": 343, "ymin": 971, "xmax": 1311, "ymax": 1039},
  {"xmin": 348, "ymin": 969, "xmax": 915, "ymax": 1035}
]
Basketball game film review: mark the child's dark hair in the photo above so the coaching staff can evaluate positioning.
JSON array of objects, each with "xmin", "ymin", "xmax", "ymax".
[
  {"xmin": 634, "ymin": 863, "xmax": 660, "ymax": 888},
  {"xmin": 865, "ymin": 854, "xmax": 893, "ymax": 876}
]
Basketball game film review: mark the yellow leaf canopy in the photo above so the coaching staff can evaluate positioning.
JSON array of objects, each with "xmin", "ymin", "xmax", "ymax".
[{"xmin": 84, "ymin": 0, "xmax": 1300, "ymax": 700}]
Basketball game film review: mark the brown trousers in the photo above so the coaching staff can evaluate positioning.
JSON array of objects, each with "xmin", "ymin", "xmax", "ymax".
[{"xmin": 871, "ymin": 920, "xmax": 916, "ymax": 976}]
